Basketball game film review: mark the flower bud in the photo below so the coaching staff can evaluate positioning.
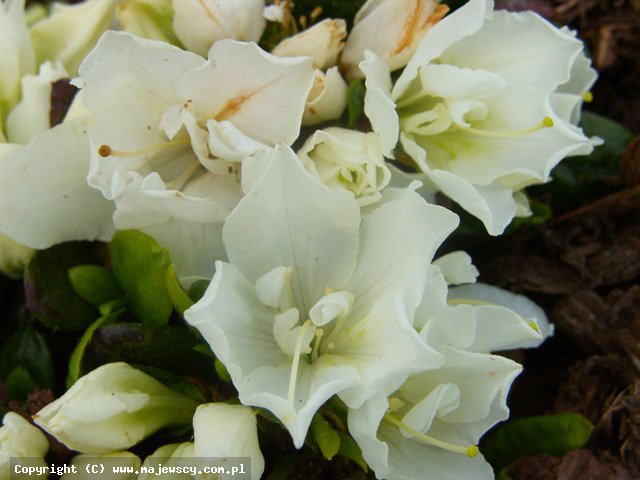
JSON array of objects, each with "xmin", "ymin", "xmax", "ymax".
[
  {"xmin": 61, "ymin": 453, "xmax": 141, "ymax": 480},
  {"xmin": 272, "ymin": 19, "xmax": 347, "ymax": 70},
  {"xmin": 33, "ymin": 363, "xmax": 199, "ymax": 454},
  {"xmin": 303, "ymin": 67, "xmax": 348, "ymax": 126},
  {"xmin": 298, "ymin": 127, "xmax": 391, "ymax": 206},
  {"xmin": 0, "ymin": 412, "xmax": 49, "ymax": 479},
  {"xmin": 341, "ymin": 0, "xmax": 448, "ymax": 79},
  {"xmin": 172, "ymin": 0, "xmax": 266, "ymax": 57}
]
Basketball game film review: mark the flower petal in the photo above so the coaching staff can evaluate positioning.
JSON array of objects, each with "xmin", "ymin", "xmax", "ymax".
[
  {"xmin": 223, "ymin": 145, "xmax": 360, "ymax": 313},
  {"xmin": 0, "ymin": 118, "xmax": 115, "ymax": 248}
]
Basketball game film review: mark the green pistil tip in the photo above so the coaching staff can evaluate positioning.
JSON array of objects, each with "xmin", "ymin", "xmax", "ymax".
[
  {"xmin": 583, "ymin": 91, "xmax": 593, "ymax": 103},
  {"xmin": 467, "ymin": 445, "xmax": 480, "ymax": 457},
  {"xmin": 528, "ymin": 320, "xmax": 541, "ymax": 333},
  {"xmin": 543, "ymin": 116, "xmax": 554, "ymax": 128}
]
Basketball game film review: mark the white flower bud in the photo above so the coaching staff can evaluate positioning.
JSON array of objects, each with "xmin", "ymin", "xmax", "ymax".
[
  {"xmin": 172, "ymin": 0, "xmax": 266, "ymax": 57},
  {"xmin": 298, "ymin": 127, "xmax": 391, "ymax": 206},
  {"xmin": 303, "ymin": 67, "xmax": 348, "ymax": 126},
  {"xmin": 272, "ymin": 18, "xmax": 347, "ymax": 70},
  {"xmin": 33, "ymin": 363, "xmax": 199, "ymax": 454},
  {"xmin": 0, "ymin": 412, "xmax": 49, "ymax": 479},
  {"xmin": 341, "ymin": 0, "xmax": 448, "ymax": 79}
]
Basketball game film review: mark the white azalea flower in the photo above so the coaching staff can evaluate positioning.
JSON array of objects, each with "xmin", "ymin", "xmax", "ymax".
[
  {"xmin": 77, "ymin": 31, "xmax": 314, "ymax": 277},
  {"xmin": 297, "ymin": 127, "xmax": 390, "ymax": 206},
  {"xmin": 0, "ymin": 412, "xmax": 49, "ymax": 479},
  {"xmin": 172, "ymin": 0, "xmax": 266, "ymax": 57},
  {"xmin": 361, "ymin": 0, "xmax": 598, "ymax": 234},
  {"xmin": 341, "ymin": 0, "xmax": 449, "ymax": 79},
  {"xmin": 33, "ymin": 363, "xmax": 199, "ymax": 454},
  {"xmin": 348, "ymin": 258, "xmax": 546, "ymax": 479},
  {"xmin": 185, "ymin": 145, "xmax": 457, "ymax": 448}
]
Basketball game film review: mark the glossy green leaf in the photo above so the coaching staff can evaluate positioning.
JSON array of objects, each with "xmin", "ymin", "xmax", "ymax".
[
  {"xmin": 66, "ymin": 309, "xmax": 122, "ymax": 388},
  {"xmin": 346, "ymin": 79, "xmax": 366, "ymax": 128},
  {"xmin": 338, "ymin": 431, "xmax": 368, "ymax": 472},
  {"xmin": 0, "ymin": 325, "xmax": 54, "ymax": 399},
  {"xmin": 480, "ymin": 413, "xmax": 594, "ymax": 471},
  {"xmin": 109, "ymin": 230, "xmax": 174, "ymax": 325},
  {"xmin": 311, "ymin": 414, "xmax": 341, "ymax": 460},
  {"xmin": 85, "ymin": 323, "xmax": 215, "ymax": 381},
  {"xmin": 24, "ymin": 242, "xmax": 103, "ymax": 330},
  {"xmin": 68, "ymin": 264, "xmax": 123, "ymax": 307}
]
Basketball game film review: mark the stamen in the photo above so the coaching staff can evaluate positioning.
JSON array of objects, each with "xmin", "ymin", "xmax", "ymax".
[
  {"xmin": 459, "ymin": 116, "xmax": 554, "ymax": 138},
  {"xmin": 582, "ymin": 92, "xmax": 593, "ymax": 103},
  {"xmin": 384, "ymin": 414, "xmax": 479, "ymax": 457},
  {"xmin": 528, "ymin": 320, "xmax": 540, "ymax": 333},
  {"xmin": 98, "ymin": 137, "xmax": 190, "ymax": 158},
  {"xmin": 288, "ymin": 319, "xmax": 313, "ymax": 405}
]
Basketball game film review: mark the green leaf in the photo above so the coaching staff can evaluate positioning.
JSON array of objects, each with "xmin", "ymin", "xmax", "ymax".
[
  {"xmin": 480, "ymin": 413, "xmax": 594, "ymax": 471},
  {"xmin": 338, "ymin": 431, "xmax": 368, "ymax": 472},
  {"xmin": 85, "ymin": 323, "xmax": 216, "ymax": 381},
  {"xmin": 214, "ymin": 358, "xmax": 231, "ymax": 383},
  {"xmin": 311, "ymin": 414, "xmax": 341, "ymax": 460},
  {"xmin": 109, "ymin": 230, "xmax": 175, "ymax": 325},
  {"xmin": 24, "ymin": 242, "xmax": 103, "ymax": 331},
  {"xmin": 66, "ymin": 309, "xmax": 122, "ymax": 388},
  {"xmin": 68, "ymin": 264, "xmax": 123, "ymax": 307},
  {"xmin": 188, "ymin": 279, "xmax": 210, "ymax": 303},
  {"xmin": 506, "ymin": 197, "xmax": 553, "ymax": 233},
  {"xmin": 165, "ymin": 265, "xmax": 193, "ymax": 315},
  {"xmin": 346, "ymin": 79, "xmax": 366, "ymax": 128},
  {"xmin": 580, "ymin": 111, "xmax": 634, "ymax": 163},
  {"xmin": 0, "ymin": 325, "xmax": 55, "ymax": 399}
]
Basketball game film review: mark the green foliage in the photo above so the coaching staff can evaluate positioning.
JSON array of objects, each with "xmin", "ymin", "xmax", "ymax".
[
  {"xmin": 188, "ymin": 279, "xmax": 210, "ymax": 302},
  {"xmin": 311, "ymin": 414, "xmax": 341, "ymax": 460},
  {"xmin": 66, "ymin": 307, "xmax": 123, "ymax": 388},
  {"xmin": 166, "ymin": 265, "xmax": 194, "ymax": 315},
  {"xmin": 480, "ymin": 413, "xmax": 594, "ymax": 471},
  {"xmin": 24, "ymin": 242, "xmax": 103, "ymax": 331},
  {"xmin": 68, "ymin": 264, "xmax": 123, "ymax": 307},
  {"xmin": 214, "ymin": 358, "xmax": 231, "ymax": 383},
  {"xmin": 109, "ymin": 230, "xmax": 176, "ymax": 325},
  {"xmin": 84, "ymin": 323, "xmax": 215, "ymax": 381},
  {"xmin": 337, "ymin": 431, "xmax": 368, "ymax": 472},
  {"xmin": 0, "ymin": 325, "xmax": 54, "ymax": 400}
]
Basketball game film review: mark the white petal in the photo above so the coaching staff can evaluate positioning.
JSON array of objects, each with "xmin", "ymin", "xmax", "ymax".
[
  {"xmin": 6, "ymin": 61, "xmax": 67, "ymax": 144},
  {"xmin": 178, "ymin": 40, "xmax": 315, "ymax": 146},
  {"xmin": 272, "ymin": 19, "xmax": 346, "ymax": 70},
  {"xmin": 360, "ymin": 50, "xmax": 399, "ymax": 157},
  {"xmin": 309, "ymin": 291, "xmax": 354, "ymax": 327},
  {"xmin": 448, "ymin": 282, "xmax": 551, "ymax": 349},
  {"xmin": 302, "ymin": 67, "xmax": 348, "ymax": 126},
  {"xmin": 345, "ymin": 188, "xmax": 458, "ymax": 319},
  {"xmin": 193, "ymin": 403, "xmax": 264, "ymax": 480},
  {"xmin": 393, "ymin": 0, "xmax": 493, "ymax": 98},
  {"xmin": 255, "ymin": 266, "xmax": 292, "ymax": 309},
  {"xmin": 424, "ymin": 169, "xmax": 516, "ymax": 235},
  {"xmin": 172, "ymin": 0, "xmax": 266, "ymax": 57},
  {"xmin": 0, "ymin": 118, "xmax": 115, "ymax": 248},
  {"xmin": 224, "ymin": 145, "xmax": 360, "ymax": 314},
  {"xmin": 439, "ymin": 10, "xmax": 583, "ymax": 92},
  {"xmin": 206, "ymin": 119, "xmax": 271, "ymax": 163},
  {"xmin": 184, "ymin": 261, "xmax": 286, "ymax": 381},
  {"xmin": 433, "ymin": 251, "xmax": 479, "ymax": 285}
]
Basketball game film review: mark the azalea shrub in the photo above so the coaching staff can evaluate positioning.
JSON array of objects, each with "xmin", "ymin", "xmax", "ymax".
[{"xmin": 0, "ymin": 0, "xmax": 625, "ymax": 479}]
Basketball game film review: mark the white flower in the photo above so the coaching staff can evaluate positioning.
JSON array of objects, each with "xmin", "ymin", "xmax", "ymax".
[
  {"xmin": 29, "ymin": 0, "xmax": 115, "ymax": 76},
  {"xmin": 61, "ymin": 453, "xmax": 141, "ymax": 480},
  {"xmin": 139, "ymin": 404, "xmax": 264, "ymax": 480},
  {"xmin": 75, "ymin": 31, "xmax": 314, "ymax": 278},
  {"xmin": 185, "ymin": 145, "xmax": 457, "ymax": 448},
  {"xmin": 302, "ymin": 67, "xmax": 348, "ymax": 126},
  {"xmin": 33, "ymin": 363, "xmax": 199, "ymax": 454},
  {"xmin": 0, "ymin": 412, "xmax": 49, "ymax": 480},
  {"xmin": 273, "ymin": 18, "xmax": 347, "ymax": 70},
  {"xmin": 347, "ymin": 257, "xmax": 546, "ymax": 479},
  {"xmin": 361, "ymin": 0, "xmax": 598, "ymax": 234},
  {"xmin": 297, "ymin": 127, "xmax": 390, "ymax": 206},
  {"xmin": 341, "ymin": 0, "xmax": 449, "ymax": 79},
  {"xmin": 172, "ymin": 0, "xmax": 266, "ymax": 57}
]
